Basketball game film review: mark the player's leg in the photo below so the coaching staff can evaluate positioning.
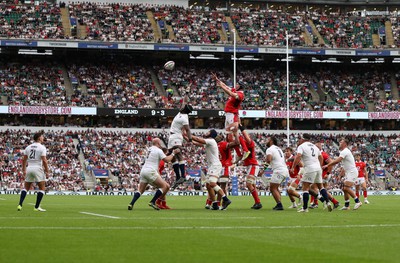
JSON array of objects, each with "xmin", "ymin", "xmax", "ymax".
[
  {"xmin": 299, "ymin": 172, "xmax": 318, "ymax": 212},
  {"xmin": 309, "ymin": 183, "xmax": 319, "ymax": 208},
  {"xmin": 149, "ymin": 176, "xmax": 170, "ymax": 210},
  {"xmin": 209, "ymin": 180, "xmax": 231, "ymax": 210},
  {"xmin": 270, "ymin": 171, "xmax": 285, "ymax": 210},
  {"xmin": 246, "ymin": 166, "xmax": 261, "ymax": 209},
  {"xmin": 361, "ymin": 180, "xmax": 369, "ymax": 204},
  {"xmin": 344, "ymin": 170, "xmax": 362, "ymax": 210},
  {"xmin": 33, "ymin": 180, "xmax": 46, "ymax": 211},
  {"xmin": 324, "ymin": 182, "xmax": 340, "ymax": 208},
  {"xmin": 355, "ymin": 180, "xmax": 361, "ymax": 199},
  {"xmin": 17, "ymin": 181, "xmax": 32, "ymax": 211},
  {"xmin": 206, "ymin": 182, "xmax": 218, "ymax": 210},
  {"xmin": 128, "ymin": 181, "xmax": 147, "ymax": 210}
]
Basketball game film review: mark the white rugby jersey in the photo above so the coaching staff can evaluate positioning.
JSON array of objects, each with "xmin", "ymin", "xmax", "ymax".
[
  {"xmin": 266, "ymin": 145, "xmax": 288, "ymax": 171},
  {"xmin": 170, "ymin": 112, "xmax": 189, "ymax": 135},
  {"xmin": 205, "ymin": 138, "xmax": 221, "ymax": 167},
  {"xmin": 24, "ymin": 142, "xmax": 47, "ymax": 168},
  {"xmin": 339, "ymin": 148, "xmax": 357, "ymax": 171},
  {"xmin": 142, "ymin": 146, "xmax": 166, "ymax": 171},
  {"xmin": 296, "ymin": 142, "xmax": 322, "ymax": 172}
]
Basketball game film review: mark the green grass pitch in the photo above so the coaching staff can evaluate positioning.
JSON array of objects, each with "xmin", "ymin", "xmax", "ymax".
[{"xmin": 0, "ymin": 195, "xmax": 399, "ymax": 263}]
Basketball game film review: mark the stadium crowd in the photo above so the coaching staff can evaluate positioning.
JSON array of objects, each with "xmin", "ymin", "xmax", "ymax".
[
  {"xmin": 0, "ymin": 129, "xmax": 84, "ymax": 191},
  {"xmin": 0, "ymin": 1, "xmax": 400, "ymax": 49}
]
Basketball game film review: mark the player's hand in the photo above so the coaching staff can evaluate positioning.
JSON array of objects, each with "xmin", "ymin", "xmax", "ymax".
[
  {"xmin": 173, "ymin": 148, "xmax": 181, "ymax": 155},
  {"xmin": 322, "ymin": 165, "xmax": 328, "ymax": 170}
]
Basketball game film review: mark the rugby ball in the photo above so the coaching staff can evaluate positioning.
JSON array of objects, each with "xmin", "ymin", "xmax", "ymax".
[{"xmin": 164, "ymin": 61, "xmax": 175, "ymax": 71}]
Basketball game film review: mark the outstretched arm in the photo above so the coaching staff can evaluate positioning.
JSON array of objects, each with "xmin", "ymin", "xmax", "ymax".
[{"xmin": 212, "ymin": 73, "xmax": 239, "ymax": 99}]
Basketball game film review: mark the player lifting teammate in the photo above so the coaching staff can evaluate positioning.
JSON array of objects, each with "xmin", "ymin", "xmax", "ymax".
[
  {"xmin": 128, "ymin": 138, "xmax": 180, "ymax": 210},
  {"xmin": 205, "ymin": 131, "xmax": 239, "ymax": 209},
  {"xmin": 190, "ymin": 130, "xmax": 232, "ymax": 210}
]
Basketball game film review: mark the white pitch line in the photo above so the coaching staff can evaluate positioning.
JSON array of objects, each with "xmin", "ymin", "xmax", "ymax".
[
  {"xmin": 79, "ymin": 212, "xmax": 120, "ymax": 219},
  {"xmin": 1, "ymin": 224, "xmax": 400, "ymax": 230},
  {"xmin": 0, "ymin": 198, "xmax": 6, "ymax": 200},
  {"xmin": 0, "ymin": 216, "xmax": 263, "ymax": 220}
]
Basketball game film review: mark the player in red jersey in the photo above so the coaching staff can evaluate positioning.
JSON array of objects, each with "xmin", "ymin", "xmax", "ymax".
[
  {"xmin": 309, "ymin": 142, "xmax": 340, "ymax": 209},
  {"xmin": 355, "ymin": 153, "xmax": 369, "ymax": 204},
  {"xmin": 155, "ymin": 148, "xmax": 171, "ymax": 209},
  {"xmin": 205, "ymin": 132, "xmax": 239, "ymax": 209},
  {"xmin": 212, "ymin": 73, "xmax": 249, "ymax": 161},
  {"xmin": 285, "ymin": 147, "xmax": 303, "ymax": 209},
  {"xmin": 238, "ymin": 126, "xmax": 262, "ymax": 209}
]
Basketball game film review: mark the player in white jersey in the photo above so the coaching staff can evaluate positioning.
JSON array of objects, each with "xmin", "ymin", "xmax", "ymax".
[
  {"xmin": 190, "ymin": 130, "xmax": 232, "ymax": 210},
  {"xmin": 168, "ymin": 102, "xmax": 193, "ymax": 189},
  {"xmin": 291, "ymin": 134, "xmax": 332, "ymax": 212},
  {"xmin": 264, "ymin": 137, "xmax": 289, "ymax": 210},
  {"xmin": 322, "ymin": 138, "xmax": 362, "ymax": 210},
  {"xmin": 128, "ymin": 138, "xmax": 180, "ymax": 210},
  {"xmin": 17, "ymin": 132, "xmax": 50, "ymax": 212}
]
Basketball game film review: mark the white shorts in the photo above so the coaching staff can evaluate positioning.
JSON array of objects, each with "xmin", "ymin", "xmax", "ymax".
[
  {"xmin": 218, "ymin": 166, "xmax": 230, "ymax": 183},
  {"xmin": 206, "ymin": 164, "xmax": 222, "ymax": 184},
  {"xmin": 224, "ymin": 112, "xmax": 238, "ymax": 129},
  {"xmin": 355, "ymin": 177, "xmax": 366, "ymax": 186},
  {"xmin": 246, "ymin": 165, "xmax": 260, "ymax": 176},
  {"xmin": 25, "ymin": 167, "xmax": 45, "ymax": 183},
  {"xmin": 270, "ymin": 169, "xmax": 289, "ymax": 184},
  {"xmin": 301, "ymin": 170, "xmax": 323, "ymax": 184},
  {"xmin": 139, "ymin": 168, "xmax": 159, "ymax": 185},
  {"xmin": 344, "ymin": 169, "xmax": 358, "ymax": 184},
  {"xmin": 168, "ymin": 133, "xmax": 183, "ymax": 149}
]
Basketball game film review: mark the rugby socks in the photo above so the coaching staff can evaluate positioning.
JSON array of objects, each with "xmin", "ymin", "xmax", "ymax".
[
  {"xmin": 354, "ymin": 197, "xmax": 360, "ymax": 203},
  {"xmin": 319, "ymin": 188, "xmax": 330, "ymax": 204},
  {"xmin": 130, "ymin": 192, "xmax": 141, "ymax": 205},
  {"xmin": 344, "ymin": 200, "xmax": 350, "ymax": 207},
  {"xmin": 172, "ymin": 162, "xmax": 180, "ymax": 180},
  {"xmin": 206, "ymin": 198, "xmax": 212, "ymax": 206},
  {"xmin": 179, "ymin": 161, "xmax": 185, "ymax": 179},
  {"xmin": 35, "ymin": 191, "xmax": 45, "ymax": 209},
  {"xmin": 356, "ymin": 191, "xmax": 360, "ymax": 198},
  {"xmin": 303, "ymin": 192, "xmax": 309, "ymax": 209},
  {"xmin": 276, "ymin": 202, "xmax": 283, "ymax": 208},
  {"xmin": 363, "ymin": 191, "xmax": 368, "ymax": 198},
  {"xmin": 330, "ymin": 197, "xmax": 339, "ymax": 205},
  {"xmin": 222, "ymin": 195, "xmax": 229, "ymax": 202},
  {"xmin": 19, "ymin": 189, "xmax": 27, "ymax": 206},
  {"xmin": 151, "ymin": 189, "xmax": 163, "ymax": 204},
  {"xmin": 251, "ymin": 189, "xmax": 260, "ymax": 204}
]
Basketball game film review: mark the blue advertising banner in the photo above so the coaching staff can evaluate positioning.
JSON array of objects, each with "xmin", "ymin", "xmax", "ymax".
[
  {"xmin": 292, "ymin": 49, "xmax": 325, "ymax": 55},
  {"xmin": 356, "ymin": 50, "xmax": 390, "ymax": 56},
  {"xmin": 224, "ymin": 46, "xmax": 258, "ymax": 53},
  {"xmin": 231, "ymin": 176, "xmax": 238, "ymax": 196},
  {"xmin": 93, "ymin": 169, "xmax": 109, "ymax": 178},
  {"xmin": 78, "ymin": 42, "xmax": 118, "ymax": 49},
  {"xmin": 154, "ymin": 44, "xmax": 189, "ymax": 51},
  {"xmin": 1, "ymin": 40, "xmax": 37, "ymax": 47},
  {"xmin": 187, "ymin": 169, "xmax": 201, "ymax": 177}
]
